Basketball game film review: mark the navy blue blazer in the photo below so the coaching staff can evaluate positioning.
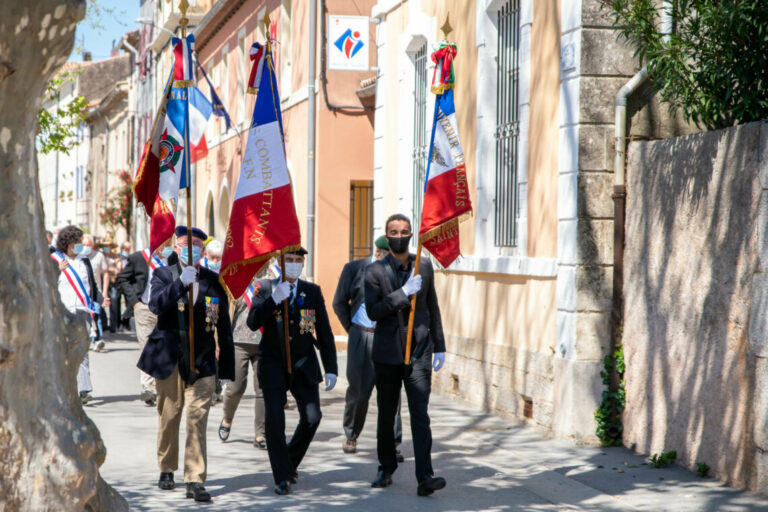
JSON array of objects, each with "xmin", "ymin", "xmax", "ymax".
[
  {"xmin": 247, "ymin": 278, "xmax": 338, "ymax": 389},
  {"xmin": 137, "ymin": 262, "xmax": 235, "ymax": 383}
]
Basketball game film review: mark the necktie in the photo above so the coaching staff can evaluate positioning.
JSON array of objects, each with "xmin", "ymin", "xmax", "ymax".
[{"xmin": 289, "ymin": 283, "xmax": 296, "ymax": 306}]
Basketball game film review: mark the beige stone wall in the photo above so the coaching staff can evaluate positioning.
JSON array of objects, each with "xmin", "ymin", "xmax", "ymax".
[{"xmin": 624, "ymin": 121, "xmax": 766, "ymax": 491}]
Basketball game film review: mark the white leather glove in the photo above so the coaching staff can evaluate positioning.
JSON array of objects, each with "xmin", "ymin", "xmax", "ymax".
[
  {"xmin": 271, "ymin": 280, "xmax": 291, "ymax": 304},
  {"xmin": 432, "ymin": 352, "xmax": 445, "ymax": 372},
  {"xmin": 401, "ymin": 271, "xmax": 422, "ymax": 297},
  {"xmin": 325, "ymin": 373, "xmax": 337, "ymax": 391},
  {"xmin": 180, "ymin": 265, "xmax": 198, "ymax": 286}
]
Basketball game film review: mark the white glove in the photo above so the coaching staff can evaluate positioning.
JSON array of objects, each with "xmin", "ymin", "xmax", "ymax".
[
  {"xmin": 432, "ymin": 352, "xmax": 445, "ymax": 372},
  {"xmin": 325, "ymin": 373, "xmax": 337, "ymax": 391},
  {"xmin": 271, "ymin": 280, "xmax": 291, "ymax": 304},
  {"xmin": 401, "ymin": 271, "xmax": 422, "ymax": 297},
  {"xmin": 180, "ymin": 266, "xmax": 198, "ymax": 286}
]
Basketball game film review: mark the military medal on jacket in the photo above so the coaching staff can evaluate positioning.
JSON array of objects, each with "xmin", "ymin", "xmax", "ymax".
[
  {"xmin": 299, "ymin": 309, "xmax": 316, "ymax": 335},
  {"xmin": 205, "ymin": 296, "xmax": 219, "ymax": 332}
]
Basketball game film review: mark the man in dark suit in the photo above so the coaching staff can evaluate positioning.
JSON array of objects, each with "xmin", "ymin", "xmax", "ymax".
[
  {"xmin": 333, "ymin": 236, "xmax": 403, "ymax": 456},
  {"xmin": 117, "ymin": 247, "xmax": 153, "ymax": 404},
  {"xmin": 365, "ymin": 213, "xmax": 447, "ymax": 496},
  {"xmin": 137, "ymin": 226, "xmax": 235, "ymax": 503},
  {"xmin": 247, "ymin": 247, "xmax": 338, "ymax": 496}
]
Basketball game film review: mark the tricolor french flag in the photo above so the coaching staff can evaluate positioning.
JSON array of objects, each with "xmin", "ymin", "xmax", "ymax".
[
  {"xmin": 172, "ymin": 34, "xmax": 195, "ymax": 84},
  {"xmin": 220, "ymin": 43, "xmax": 301, "ymax": 298},
  {"xmin": 247, "ymin": 42, "xmax": 265, "ymax": 94},
  {"xmin": 189, "ymin": 87, "xmax": 213, "ymax": 163},
  {"xmin": 418, "ymin": 88, "xmax": 472, "ymax": 267}
]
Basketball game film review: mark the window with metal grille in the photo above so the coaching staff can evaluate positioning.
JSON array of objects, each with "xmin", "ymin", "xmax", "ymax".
[
  {"xmin": 349, "ymin": 181, "xmax": 373, "ymax": 261},
  {"xmin": 495, "ymin": 0, "xmax": 520, "ymax": 247},
  {"xmin": 412, "ymin": 43, "xmax": 429, "ymax": 228}
]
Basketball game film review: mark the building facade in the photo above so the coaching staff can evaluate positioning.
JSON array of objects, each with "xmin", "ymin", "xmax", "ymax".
[{"xmin": 192, "ymin": 0, "xmax": 377, "ymax": 334}]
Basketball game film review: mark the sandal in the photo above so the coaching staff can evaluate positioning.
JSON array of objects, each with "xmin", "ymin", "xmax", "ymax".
[
  {"xmin": 218, "ymin": 420, "xmax": 231, "ymax": 441},
  {"xmin": 254, "ymin": 437, "xmax": 266, "ymax": 449}
]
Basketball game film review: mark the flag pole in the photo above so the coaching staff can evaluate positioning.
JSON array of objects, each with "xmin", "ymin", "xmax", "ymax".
[
  {"xmin": 262, "ymin": 9, "xmax": 292, "ymax": 375},
  {"xmin": 178, "ymin": 0, "xmax": 196, "ymax": 375},
  {"xmin": 404, "ymin": 243, "xmax": 422, "ymax": 365}
]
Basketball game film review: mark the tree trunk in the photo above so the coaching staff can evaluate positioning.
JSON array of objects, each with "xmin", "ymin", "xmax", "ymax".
[{"xmin": 0, "ymin": 1, "xmax": 127, "ymax": 510}]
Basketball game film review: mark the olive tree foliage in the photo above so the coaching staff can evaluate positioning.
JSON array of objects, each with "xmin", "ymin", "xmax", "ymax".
[{"xmin": 602, "ymin": 0, "xmax": 768, "ymax": 130}]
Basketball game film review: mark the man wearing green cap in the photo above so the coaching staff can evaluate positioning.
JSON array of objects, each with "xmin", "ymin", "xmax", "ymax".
[{"xmin": 333, "ymin": 236, "xmax": 402, "ymax": 456}]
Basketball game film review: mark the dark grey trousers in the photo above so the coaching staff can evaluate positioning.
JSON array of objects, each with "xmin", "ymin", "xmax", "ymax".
[
  {"xmin": 344, "ymin": 325, "xmax": 402, "ymax": 444},
  {"xmin": 222, "ymin": 343, "xmax": 265, "ymax": 438}
]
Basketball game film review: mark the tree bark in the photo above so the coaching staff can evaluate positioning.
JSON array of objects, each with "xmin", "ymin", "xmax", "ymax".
[{"xmin": 0, "ymin": 1, "xmax": 127, "ymax": 510}]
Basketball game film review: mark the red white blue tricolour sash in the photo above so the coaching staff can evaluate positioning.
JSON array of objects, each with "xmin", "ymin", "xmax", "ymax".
[
  {"xmin": 244, "ymin": 284, "xmax": 256, "ymax": 308},
  {"xmin": 142, "ymin": 248, "xmax": 165, "ymax": 270},
  {"xmin": 51, "ymin": 251, "xmax": 94, "ymax": 316}
]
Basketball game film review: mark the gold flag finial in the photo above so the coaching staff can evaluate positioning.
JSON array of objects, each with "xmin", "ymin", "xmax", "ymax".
[
  {"xmin": 262, "ymin": 10, "xmax": 271, "ymax": 39},
  {"xmin": 179, "ymin": 0, "xmax": 189, "ymax": 27},
  {"xmin": 440, "ymin": 13, "xmax": 452, "ymax": 40}
]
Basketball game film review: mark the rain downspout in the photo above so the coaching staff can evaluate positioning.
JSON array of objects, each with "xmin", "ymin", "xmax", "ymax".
[
  {"xmin": 611, "ymin": 2, "xmax": 673, "ymax": 427},
  {"xmin": 307, "ymin": 0, "xmax": 317, "ymax": 278}
]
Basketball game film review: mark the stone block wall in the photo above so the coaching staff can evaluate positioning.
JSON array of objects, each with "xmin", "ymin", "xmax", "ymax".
[{"xmin": 623, "ymin": 121, "xmax": 767, "ymax": 492}]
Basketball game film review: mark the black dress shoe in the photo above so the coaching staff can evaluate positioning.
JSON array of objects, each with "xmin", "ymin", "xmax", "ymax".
[
  {"xmin": 186, "ymin": 482, "xmax": 211, "ymax": 502},
  {"xmin": 291, "ymin": 471, "xmax": 298, "ymax": 484},
  {"xmin": 274, "ymin": 480, "xmax": 291, "ymax": 495},
  {"xmin": 417, "ymin": 476, "xmax": 446, "ymax": 496},
  {"xmin": 396, "ymin": 449, "xmax": 405, "ymax": 463},
  {"xmin": 371, "ymin": 470, "xmax": 393, "ymax": 488},
  {"xmin": 158, "ymin": 472, "xmax": 175, "ymax": 490}
]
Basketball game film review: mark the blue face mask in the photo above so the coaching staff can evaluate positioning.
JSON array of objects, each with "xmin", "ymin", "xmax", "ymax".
[
  {"xmin": 73, "ymin": 243, "xmax": 84, "ymax": 255},
  {"xmin": 208, "ymin": 261, "xmax": 221, "ymax": 273},
  {"xmin": 161, "ymin": 246, "xmax": 174, "ymax": 258},
  {"xmin": 120, "ymin": 251, "xmax": 129, "ymax": 258},
  {"xmin": 179, "ymin": 245, "xmax": 202, "ymax": 266}
]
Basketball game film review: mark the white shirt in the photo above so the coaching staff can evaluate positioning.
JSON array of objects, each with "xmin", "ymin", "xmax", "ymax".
[
  {"xmin": 88, "ymin": 250, "xmax": 108, "ymax": 292},
  {"xmin": 57, "ymin": 255, "xmax": 91, "ymax": 314}
]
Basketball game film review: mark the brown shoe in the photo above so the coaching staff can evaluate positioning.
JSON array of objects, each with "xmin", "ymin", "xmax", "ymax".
[{"xmin": 342, "ymin": 438, "xmax": 357, "ymax": 453}]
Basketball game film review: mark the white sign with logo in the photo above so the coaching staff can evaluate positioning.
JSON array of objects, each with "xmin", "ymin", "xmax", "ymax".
[{"xmin": 327, "ymin": 15, "xmax": 369, "ymax": 71}]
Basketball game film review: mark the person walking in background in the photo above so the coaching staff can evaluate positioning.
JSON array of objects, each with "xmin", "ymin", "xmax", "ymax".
[
  {"xmin": 117, "ymin": 241, "xmax": 133, "ymax": 331},
  {"xmin": 105, "ymin": 262, "xmax": 120, "ymax": 334},
  {"xmin": 364, "ymin": 214, "xmax": 447, "ymax": 496},
  {"xmin": 83, "ymin": 235, "xmax": 108, "ymax": 343},
  {"xmin": 333, "ymin": 236, "xmax": 404, "ymax": 459},
  {"xmin": 53, "ymin": 225, "xmax": 111, "ymax": 403},
  {"xmin": 218, "ymin": 275, "xmax": 267, "ymax": 450}
]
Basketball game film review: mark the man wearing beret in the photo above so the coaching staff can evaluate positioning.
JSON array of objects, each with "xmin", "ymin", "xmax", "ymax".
[
  {"xmin": 333, "ymin": 236, "xmax": 403, "ymax": 457},
  {"xmin": 247, "ymin": 247, "xmax": 338, "ymax": 495},
  {"xmin": 138, "ymin": 226, "xmax": 235, "ymax": 502}
]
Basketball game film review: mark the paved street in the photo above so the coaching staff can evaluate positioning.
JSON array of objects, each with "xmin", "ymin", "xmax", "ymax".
[{"xmin": 86, "ymin": 333, "xmax": 768, "ymax": 511}]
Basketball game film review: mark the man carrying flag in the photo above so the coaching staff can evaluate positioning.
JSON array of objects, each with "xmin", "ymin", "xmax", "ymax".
[{"xmin": 219, "ymin": 26, "xmax": 336, "ymax": 495}]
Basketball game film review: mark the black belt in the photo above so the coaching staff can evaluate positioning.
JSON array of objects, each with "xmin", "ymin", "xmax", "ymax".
[{"xmin": 352, "ymin": 323, "xmax": 375, "ymax": 334}]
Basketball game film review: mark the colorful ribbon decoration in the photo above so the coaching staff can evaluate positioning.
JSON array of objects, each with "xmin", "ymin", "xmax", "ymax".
[{"xmin": 430, "ymin": 42, "xmax": 457, "ymax": 94}]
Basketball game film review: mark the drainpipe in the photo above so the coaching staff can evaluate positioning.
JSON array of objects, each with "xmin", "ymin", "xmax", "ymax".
[
  {"xmin": 611, "ymin": 3, "xmax": 673, "ymax": 429},
  {"xmin": 307, "ymin": 0, "xmax": 317, "ymax": 278}
]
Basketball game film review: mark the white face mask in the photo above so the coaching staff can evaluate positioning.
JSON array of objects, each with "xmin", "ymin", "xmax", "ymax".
[{"xmin": 284, "ymin": 262, "xmax": 303, "ymax": 280}]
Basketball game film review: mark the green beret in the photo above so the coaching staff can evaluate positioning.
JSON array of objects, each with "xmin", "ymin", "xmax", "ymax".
[{"xmin": 375, "ymin": 235, "xmax": 389, "ymax": 250}]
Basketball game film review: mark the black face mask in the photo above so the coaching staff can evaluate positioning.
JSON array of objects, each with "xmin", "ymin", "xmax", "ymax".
[{"xmin": 387, "ymin": 235, "xmax": 412, "ymax": 254}]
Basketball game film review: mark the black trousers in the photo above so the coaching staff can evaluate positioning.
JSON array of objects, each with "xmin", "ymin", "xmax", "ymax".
[
  {"xmin": 375, "ymin": 353, "xmax": 433, "ymax": 481},
  {"xmin": 108, "ymin": 285, "xmax": 120, "ymax": 333},
  {"xmin": 344, "ymin": 325, "xmax": 402, "ymax": 444},
  {"xmin": 261, "ymin": 374, "xmax": 322, "ymax": 484}
]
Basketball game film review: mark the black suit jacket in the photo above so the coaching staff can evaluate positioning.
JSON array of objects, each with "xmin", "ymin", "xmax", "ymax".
[
  {"xmin": 116, "ymin": 250, "xmax": 149, "ymax": 309},
  {"xmin": 137, "ymin": 263, "xmax": 235, "ymax": 382},
  {"xmin": 247, "ymin": 278, "xmax": 338, "ymax": 389},
  {"xmin": 364, "ymin": 253, "xmax": 445, "ymax": 365},
  {"xmin": 332, "ymin": 258, "xmax": 370, "ymax": 333}
]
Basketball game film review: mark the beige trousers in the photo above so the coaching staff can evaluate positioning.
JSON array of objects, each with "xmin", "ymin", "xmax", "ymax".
[
  {"xmin": 156, "ymin": 365, "xmax": 215, "ymax": 483},
  {"xmin": 134, "ymin": 302, "xmax": 157, "ymax": 394}
]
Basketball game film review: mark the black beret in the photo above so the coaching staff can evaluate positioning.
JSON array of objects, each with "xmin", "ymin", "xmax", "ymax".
[
  {"xmin": 288, "ymin": 246, "xmax": 308, "ymax": 256},
  {"xmin": 175, "ymin": 225, "xmax": 208, "ymax": 240}
]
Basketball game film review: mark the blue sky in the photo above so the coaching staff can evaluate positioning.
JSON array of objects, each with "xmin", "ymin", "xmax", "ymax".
[{"xmin": 70, "ymin": 0, "xmax": 139, "ymax": 62}]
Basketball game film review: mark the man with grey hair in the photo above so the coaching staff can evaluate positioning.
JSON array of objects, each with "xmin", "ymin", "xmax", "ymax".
[{"xmin": 200, "ymin": 239, "xmax": 223, "ymax": 273}]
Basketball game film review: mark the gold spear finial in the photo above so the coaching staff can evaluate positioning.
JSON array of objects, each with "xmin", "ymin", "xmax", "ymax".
[
  {"xmin": 262, "ymin": 10, "xmax": 271, "ymax": 40},
  {"xmin": 440, "ymin": 13, "xmax": 452, "ymax": 40},
  {"xmin": 179, "ymin": 0, "xmax": 189, "ymax": 27}
]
